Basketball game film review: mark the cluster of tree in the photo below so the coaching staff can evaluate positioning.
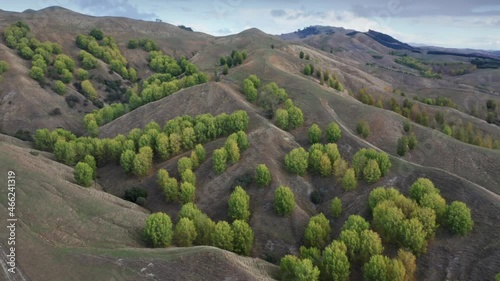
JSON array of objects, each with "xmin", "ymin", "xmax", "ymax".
[
  {"xmin": 144, "ymin": 204, "xmax": 254, "ymax": 256},
  {"xmin": 35, "ymin": 111, "xmax": 248, "ymax": 177},
  {"xmin": 395, "ymin": 56, "xmax": 441, "ymax": 79},
  {"xmin": 0, "ymin": 60, "xmax": 9, "ymax": 82},
  {"xmin": 280, "ymin": 213, "xmax": 412, "ymax": 281},
  {"xmin": 443, "ymin": 121, "xmax": 500, "ymax": 149},
  {"xmin": 84, "ymin": 71, "xmax": 208, "ymax": 131},
  {"xmin": 413, "ymin": 96, "xmax": 456, "ymax": 108},
  {"xmin": 73, "ymin": 156, "xmax": 96, "ymax": 187},
  {"xmin": 486, "ymin": 99, "xmax": 498, "ymax": 124},
  {"xmin": 299, "ymin": 51, "xmax": 311, "ymax": 60},
  {"xmin": 275, "ymin": 99, "xmax": 304, "ymax": 131},
  {"xmin": 75, "ymin": 31, "xmax": 136, "ymax": 81},
  {"xmin": 357, "ymin": 88, "xmax": 381, "ymax": 108},
  {"xmin": 351, "ymin": 148, "xmax": 391, "ymax": 185},
  {"xmin": 242, "ymin": 74, "xmax": 261, "ymax": 102},
  {"xmin": 127, "ymin": 38, "xmax": 160, "ymax": 51},
  {"xmin": 370, "ymin": 179, "xmax": 473, "ymax": 257},
  {"xmin": 397, "ymin": 131, "xmax": 418, "ymax": 156},
  {"xmin": 213, "ymin": 131, "xmax": 249, "ymax": 173},
  {"xmin": 356, "ymin": 120, "xmax": 371, "ymax": 138},
  {"xmin": 78, "ymin": 50, "xmax": 98, "ymax": 69},
  {"xmin": 220, "ymin": 50, "xmax": 248, "ymax": 74},
  {"xmin": 308, "ymin": 122, "xmax": 342, "ymax": 144},
  {"xmin": 318, "ymin": 69, "xmax": 344, "ymax": 91}
]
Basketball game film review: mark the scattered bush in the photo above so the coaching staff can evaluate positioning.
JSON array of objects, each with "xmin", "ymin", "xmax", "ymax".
[
  {"xmin": 255, "ymin": 164, "xmax": 271, "ymax": 187},
  {"xmin": 274, "ymin": 186, "xmax": 295, "ymax": 216},
  {"xmin": 356, "ymin": 120, "xmax": 370, "ymax": 138}
]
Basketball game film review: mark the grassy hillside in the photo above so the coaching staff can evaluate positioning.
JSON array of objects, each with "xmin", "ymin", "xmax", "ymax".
[{"xmin": 0, "ymin": 6, "xmax": 499, "ymax": 281}]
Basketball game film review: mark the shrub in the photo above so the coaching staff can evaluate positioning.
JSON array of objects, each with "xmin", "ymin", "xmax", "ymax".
[
  {"xmin": 363, "ymin": 159, "xmax": 381, "ymax": 183},
  {"xmin": 179, "ymin": 182, "xmax": 196, "ymax": 203},
  {"xmin": 446, "ymin": 201, "xmax": 473, "ymax": 235},
  {"xmin": 54, "ymin": 80, "xmax": 66, "ymax": 95},
  {"xmin": 133, "ymin": 146, "xmax": 154, "ymax": 177},
  {"xmin": 308, "ymin": 123, "xmax": 322, "ymax": 144},
  {"xmin": 231, "ymin": 220, "xmax": 254, "ymax": 255},
  {"xmin": 174, "ymin": 218, "xmax": 197, "ymax": 247},
  {"xmin": 228, "ymin": 186, "xmax": 250, "ymax": 221},
  {"xmin": 89, "ymin": 28, "xmax": 104, "ymax": 40},
  {"xmin": 288, "ymin": 106, "xmax": 304, "ymax": 129},
  {"xmin": 212, "ymin": 221, "xmax": 233, "ymax": 251},
  {"xmin": 224, "ymin": 138, "xmax": 240, "ymax": 164},
  {"xmin": 255, "ymin": 164, "xmax": 271, "ymax": 187},
  {"xmin": 181, "ymin": 169, "xmax": 196, "ymax": 186},
  {"xmin": 342, "ymin": 168, "xmax": 357, "ymax": 191},
  {"xmin": 397, "ymin": 136, "xmax": 409, "ymax": 156},
  {"xmin": 74, "ymin": 162, "xmax": 93, "ymax": 187},
  {"xmin": 356, "ymin": 120, "xmax": 370, "ymax": 138},
  {"xmin": 178, "ymin": 157, "xmax": 193, "ymax": 174},
  {"xmin": 144, "ymin": 212, "xmax": 173, "ymax": 247},
  {"xmin": 280, "ymin": 255, "xmax": 320, "ymax": 281},
  {"xmin": 326, "ymin": 122, "xmax": 342, "ymax": 142},
  {"xmin": 77, "ymin": 68, "xmax": 89, "ymax": 80},
  {"xmin": 322, "ymin": 241, "xmax": 350, "ymax": 281},
  {"xmin": 331, "ymin": 197, "xmax": 342, "ymax": 218},
  {"xmin": 213, "ymin": 148, "xmax": 227, "ymax": 173},
  {"xmin": 275, "ymin": 109, "xmax": 289, "ymax": 129},
  {"xmin": 304, "ymin": 213, "xmax": 331, "ymax": 249},
  {"xmin": 274, "ymin": 186, "xmax": 295, "ymax": 216},
  {"xmin": 284, "ymin": 147, "xmax": 308, "ymax": 176},
  {"xmin": 124, "ymin": 187, "xmax": 147, "ymax": 203},
  {"xmin": 409, "ymin": 178, "xmax": 439, "ymax": 204}
]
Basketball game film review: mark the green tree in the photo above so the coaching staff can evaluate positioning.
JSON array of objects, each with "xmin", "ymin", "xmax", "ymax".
[
  {"xmin": 324, "ymin": 143, "xmax": 340, "ymax": 163},
  {"xmin": 74, "ymin": 162, "xmax": 93, "ymax": 187},
  {"xmin": 232, "ymin": 220, "xmax": 254, "ymax": 256},
  {"xmin": 181, "ymin": 169, "xmax": 196, "ymax": 186},
  {"xmin": 304, "ymin": 64, "xmax": 312, "ymax": 75},
  {"xmin": 174, "ymin": 217, "xmax": 197, "ymax": 247},
  {"xmin": 81, "ymin": 80, "xmax": 98, "ymax": 100},
  {"xmin": 133, "ymin": 146, "xmax": 154, "ymax": 177},
  {"xmin": 288, "ymin": 106, "xmax": 304, "ymax": 129},
  {"xmin": 446, "ymin": 201, "xmax": 473, "ymax": 235},
  {"xmin": 363, "ymin": 159, "xmax": 381, "ymax": 183},
  {"xmin": 322, "ymin": 241, "xmax": 350, "ymax": 281},
  {"xmin": 220, "ymin": 56, "xmax": 226, "ymax": 66},
  {"xmin": 304, "ymin": 214, "xmax": 331, "ymax": 249},
  {"xmin": 333, "ymin": 158, "xmax": 349, "ymax": 179},
  {"xmin": 274, "ymin": 186, "xmax": 296, "ymax": 216},
  {"xmin": 243, "ymin": 78, "xmax": 257, "ymax": 102},
  {"xmin": 82, "ymin": 154, "xmax": 97, "ymax": 179},
  {"xmin": 30, "ymin": 66, "xmax": 44, "ymax": 81},
  {"xmin": 276, "ymin": 109, "xmax": 289, "ymax": 130},
  {"xmin": 120, "ymin": 149, "xmax": 135, "ymax": 174},
  {"xmin": 319, "ymin": 154, "xmax": 332, "ymax": 177},
  {"xmin": 331, "ymin": 197, "xmax": 342, "ymax": 218},
  {"xmin": 368, "ymin": 187, "xmax": 401, "ymax": 211},
  {"xmin": 280, "ymin": 255, "xmax": 320, "ymax": 281},
  {"xmin": 212, "ymin": 221, "xmax": 233, "ymax": 251},
  {"xmin": 357, "ymin": 120, "xmax": 370, "ymax": 138},
  {"xmin": 409, "ymin": 178, "xmax": 439, "ymax": 204},
  {"xmin": 255, "ymin": 164, "xmax": 271, "ymax": 187},
  {"xmin": 225, "ymin": 138, "xmax": 240, "ymax": 164},
  {"xmin": 397, "ymin": 136, "xmax": 409, "ymax": 156},
  {"xmin": 408, "ymin": 133, "xmax": 417, "ymax": 150},
  {"xmin": 213, "ymin": 148, "xmax": 227, "ymax": 174},
  {"xmin": 155, "ymin": 133, "xmax": 170, "ymax": 160},
  {"xmin": 89, "ymin": 28, "xmax": 104, "ymax": 40},
  {"xmin": 194, "ymin": 144, "xmax": 206, "ymax": 162},
  {"xmin": 359, "ymin": 230, "xmax": 384, "ymax": 263},
  {"xmin": 144, "ymin": 212, "xmax": 173, "ymax": 247},
  {"xmin": 54, "ymin": 80, "xmax": 66, "ymax": 95},
  {"xmin": 284, "ymin": 147, "xmax": 308, "ymax": 176},
  {"xmin": 326, "ymin": 122, "xmax": 342, "ymax": 142},
  {"xmin": 343, "ymin": 215, "xmax": 370, "ymax": 233},
  {"xmin": 399, "ymin": 218, "xmax": 427, "ymax": 255},
  {"xmin": 363, "ymin": 255, "xmax": 398, "ymax": 281},
  {"xmin": 236, "ymin": 131, "xmax": 249, "ymax": 151},
  {"xmin": 228, "ymin": 186, "xmax": 251, "ymax": 221},
  {"xmin": 397, "ymin": 249, "xmax": 416, "ymax": 281},
  {"xmin": 342, "ymin": 168, "xmax": 357, "ymax": 191},
  {"xmin": 308, "ymin": 123, "xmax": 322, "ymax": 144},
  {"xmin": 179, "ymin": 182, "xmax": 196, "ymax": 203},
  {"xmin": 178, "ymin": 157, "xmax": 193, "ymax": 174},
  {"xmin": 372, "ymin": 201, "xmax": 405, "ymax": 243},
  {"xmin": 299, "ymin": 51, "xmax": 304, "ymax": 59},
  {"xmin": 222, "ymin": 64, "xmax": 229, "ymax": 75},
  {"xmin": 419, "ymin": 193, "xmax": 446, "ymax": 222},
  {"xmin": 299, "ymin": 246, "xmax": 321, "ymax": 267}
]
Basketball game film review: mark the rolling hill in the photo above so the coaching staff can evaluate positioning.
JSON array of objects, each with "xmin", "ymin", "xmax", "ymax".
[{"xmin": 0, "ymin": 7, "xmax": 499, "ymax": 281}]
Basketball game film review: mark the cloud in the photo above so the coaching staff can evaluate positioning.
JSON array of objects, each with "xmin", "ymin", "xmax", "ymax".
[
  {"xmin": 75, "ymin": 0, "xmax": 157, "ymax": 20},
  {"xmin": 215, "ymin": 27, "xmax": 232, "ymax": 35},
  {"xmin": 270, "ymin": 9, "xmax": 286, "ymax": 17}
]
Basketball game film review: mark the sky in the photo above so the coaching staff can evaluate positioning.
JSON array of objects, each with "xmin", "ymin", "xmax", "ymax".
[{"xmin": 2, "ymin": 0, "xmax": 500, "ymax": 50}]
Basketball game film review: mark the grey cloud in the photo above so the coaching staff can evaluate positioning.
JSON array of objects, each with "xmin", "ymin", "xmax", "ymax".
[
  {"xmin": 216, "ymin": 27, "xmax": 232, "ymax": 35},
  {"xmin": 270, "ymin": 9, "xmax": 286, "ymax": 17}
]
